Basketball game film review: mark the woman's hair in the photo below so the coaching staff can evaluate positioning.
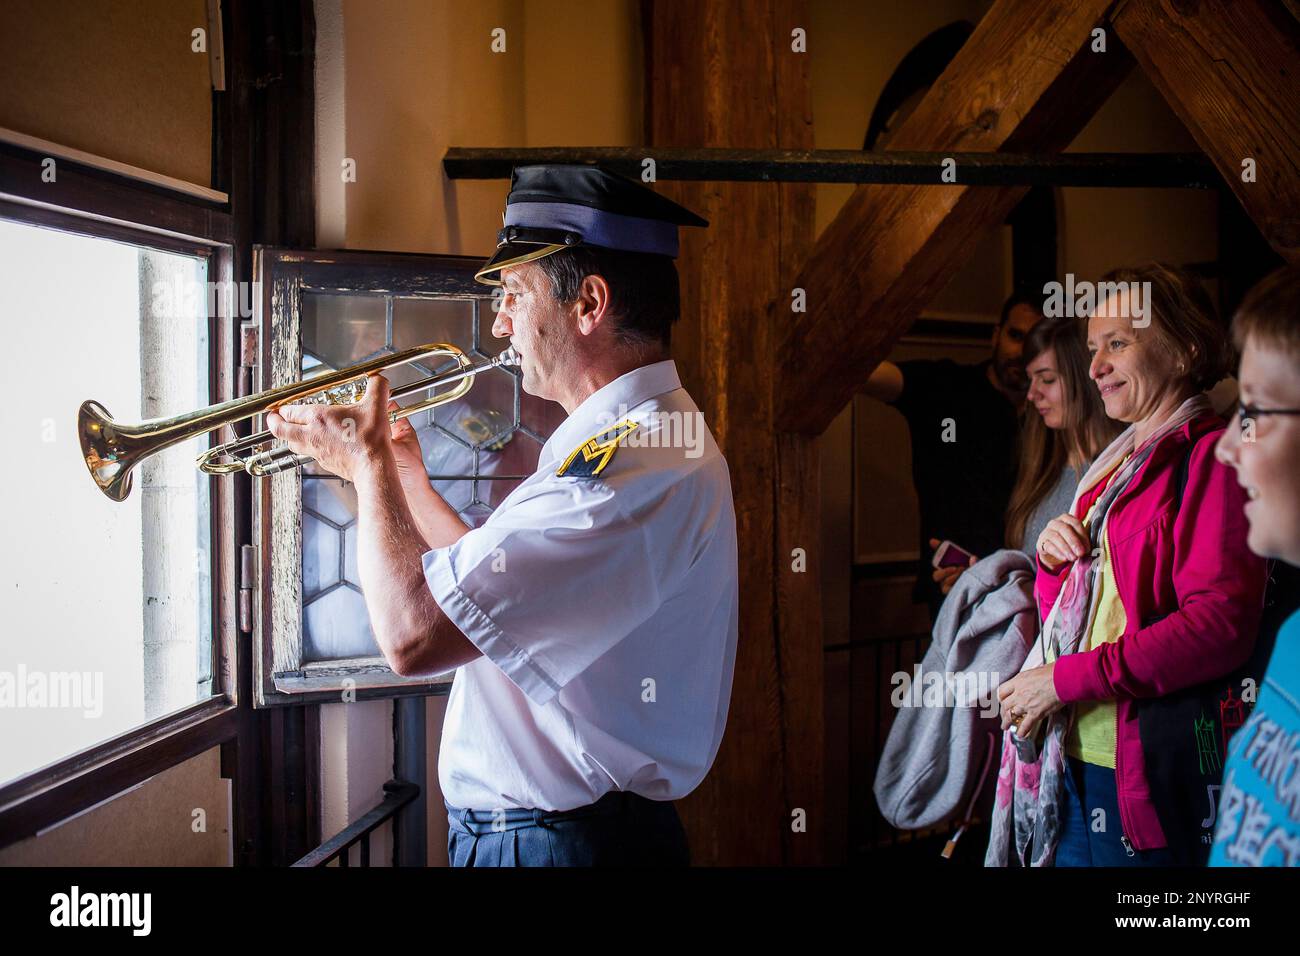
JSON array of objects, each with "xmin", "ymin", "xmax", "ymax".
[
  {"xmin": 1096, "ymin": 261, "xmax": 1230, "ymax": 392},
  {"xmin": 1005, "ymin": 318, "xmax": 1121, "ymax": 549},
  {"xmin": 1231, "ymin": 264, "xmax": 1300, "ymax": 358}
]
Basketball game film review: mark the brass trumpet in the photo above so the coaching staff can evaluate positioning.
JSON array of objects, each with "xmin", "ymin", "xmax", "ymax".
[{"xmin": 79, "ymin": 343, "xmax": 519, "ymax": 502}]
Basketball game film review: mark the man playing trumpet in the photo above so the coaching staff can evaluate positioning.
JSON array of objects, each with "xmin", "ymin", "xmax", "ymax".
[{"xmin": 267, "ymin": 165, "xmax": 738, "ymax": 867}]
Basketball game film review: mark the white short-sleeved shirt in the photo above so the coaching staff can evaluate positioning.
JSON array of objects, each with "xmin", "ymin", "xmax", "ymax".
[{"xmin": 423, "ymin": 359, "xmax": 739, "ymax": 811}]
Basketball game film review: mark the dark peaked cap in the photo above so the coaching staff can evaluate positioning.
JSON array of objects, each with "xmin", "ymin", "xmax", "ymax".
[{"xmin": 474, "ymin": 165, "xmax": 709, "ymax": 286}]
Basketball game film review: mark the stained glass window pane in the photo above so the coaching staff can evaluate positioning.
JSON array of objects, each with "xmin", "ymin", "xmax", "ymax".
[{"xmin": 299, "ymin": 291, "xmax": 560, "ymax": 661}]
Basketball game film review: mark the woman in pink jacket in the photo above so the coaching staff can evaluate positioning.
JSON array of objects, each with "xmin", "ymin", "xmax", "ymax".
[{"xmin": 988, "ymin": 263, "xmax": 1267, "ymax": 866}]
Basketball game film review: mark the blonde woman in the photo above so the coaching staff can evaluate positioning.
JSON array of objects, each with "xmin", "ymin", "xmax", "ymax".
[{"xmin": 988, "ymin": 263, "xmax": 1268, "ymax": 867}]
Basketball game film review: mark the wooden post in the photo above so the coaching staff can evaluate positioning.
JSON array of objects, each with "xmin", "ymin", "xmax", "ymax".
[{"xmin": 646, "ymin": 0, "xmax": 820, "ymax": 864}]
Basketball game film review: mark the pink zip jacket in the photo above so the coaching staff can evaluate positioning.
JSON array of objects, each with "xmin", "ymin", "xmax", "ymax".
[{"xmin": 1035, "ymin": 410, "xmax": 1267, "ymax": 851}]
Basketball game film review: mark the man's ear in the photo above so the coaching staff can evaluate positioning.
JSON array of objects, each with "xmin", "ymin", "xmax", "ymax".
[{"xmin": 573, "ymin": 273, "xmax": 612, "ymax": 336}]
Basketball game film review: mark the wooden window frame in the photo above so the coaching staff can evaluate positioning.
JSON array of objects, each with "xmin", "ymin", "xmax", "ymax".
[
  {"xmin": 1, "ymin": 0, "xmax": 322, "ymax": 865},
  {"xmin": 252, "ymin": 246, "xmax": 518, "ymax": 706}
]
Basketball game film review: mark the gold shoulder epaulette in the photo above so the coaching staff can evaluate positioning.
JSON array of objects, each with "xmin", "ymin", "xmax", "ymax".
[{"xmin": 556, "ymin": 420, "xmax": 639, "ymax": 479}]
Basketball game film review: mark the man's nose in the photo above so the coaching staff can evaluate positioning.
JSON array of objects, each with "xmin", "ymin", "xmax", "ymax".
[{"xmin": 491, "ymin": 305, "xmax": 511, "ymax": 339}]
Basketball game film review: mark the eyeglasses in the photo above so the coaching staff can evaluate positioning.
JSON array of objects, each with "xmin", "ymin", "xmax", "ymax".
[{"xmin": 1234, "ymin": 401, "xmax": 1300, "ymax": 430}]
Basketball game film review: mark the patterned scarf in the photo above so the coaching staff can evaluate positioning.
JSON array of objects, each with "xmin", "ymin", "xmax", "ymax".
[{"xmin": 985, "ymin": 393, "xmax": 1213, "ymax": 866}]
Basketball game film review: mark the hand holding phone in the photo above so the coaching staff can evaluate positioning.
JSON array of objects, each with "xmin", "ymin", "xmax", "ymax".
[{"xmin": 931, "ymin": 539, "xmax": 977, "ymax": 570}]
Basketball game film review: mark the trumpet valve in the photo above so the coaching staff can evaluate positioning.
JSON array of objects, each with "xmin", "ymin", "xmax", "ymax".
[{"xmin": 308, "ymin": 376, "xmax": 369, "ymax": 407}]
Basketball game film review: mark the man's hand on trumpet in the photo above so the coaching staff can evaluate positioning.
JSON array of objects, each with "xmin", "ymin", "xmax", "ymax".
[
  {"xmin": 266, "ymin": 372, "xmax": 396, "ymax": 484},
  {"xmin": 386, "ymin": 398, "xmax": 430, "ymax": 488}
]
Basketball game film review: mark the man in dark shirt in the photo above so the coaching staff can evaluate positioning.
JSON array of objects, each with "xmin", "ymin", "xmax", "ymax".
[{"xmin": 862, "ymin": 292, "xmax": 1042, "ymax": 622}]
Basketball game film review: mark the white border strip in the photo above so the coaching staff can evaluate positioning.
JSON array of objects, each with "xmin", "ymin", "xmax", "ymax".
[{"xmin": 0, "ymin": 127, "xmax": 228, "ymax": 204}]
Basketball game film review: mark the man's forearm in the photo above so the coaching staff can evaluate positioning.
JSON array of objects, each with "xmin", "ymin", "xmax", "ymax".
[
  {"xmin": 353, "ymin": 450, "xmax": 447, "ymax": 672},
  {"xmin": 398, "ymin": 473, "xmax": 472, "ymax": 550}
]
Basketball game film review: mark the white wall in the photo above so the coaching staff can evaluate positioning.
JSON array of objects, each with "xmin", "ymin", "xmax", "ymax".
[{"xmin": 1060, "ymin": 69, "xmax": 1219, "ymax": 283}]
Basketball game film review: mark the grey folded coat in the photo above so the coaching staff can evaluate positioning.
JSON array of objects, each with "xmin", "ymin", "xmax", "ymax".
[{"xmin": 873, "ymin": 548, "xmax": 1038, "ymax": 831}]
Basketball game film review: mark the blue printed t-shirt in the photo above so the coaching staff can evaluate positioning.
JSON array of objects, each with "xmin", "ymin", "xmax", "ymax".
[{"xmin": 1210, "ymin": 609, "xmax": 1300, "ymax": 866}]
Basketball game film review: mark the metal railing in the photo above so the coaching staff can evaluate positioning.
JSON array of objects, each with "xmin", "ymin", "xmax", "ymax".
[
  {"xmin": 835, "ymin": 628, "xmax": 992, "ymax": 865},
  {"xmin": 292, "ymin": 779, "xmax": 420, "ymax": 867}
]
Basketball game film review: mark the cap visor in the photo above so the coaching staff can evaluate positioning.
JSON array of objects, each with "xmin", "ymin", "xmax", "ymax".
[{"xmin": 473, "ymin": 242, "xmax": 569, "ymax": 286}]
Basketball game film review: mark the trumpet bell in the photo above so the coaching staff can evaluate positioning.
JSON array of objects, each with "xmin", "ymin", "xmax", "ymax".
[{"xmin": 78, "ymin": 399, "xmax": 137, "ymax": 503}]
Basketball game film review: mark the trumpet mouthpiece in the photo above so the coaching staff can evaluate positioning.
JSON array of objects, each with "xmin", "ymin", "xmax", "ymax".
[{"xmin": 499, "ymin": 347, "xmax": 520, "ymax": 367}]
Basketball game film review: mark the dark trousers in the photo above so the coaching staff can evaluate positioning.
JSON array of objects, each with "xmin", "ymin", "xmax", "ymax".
[
  {"xmin": 445, "ymin": 790, "xmax": 691, "ymax": 867},
  {"xmin": 1055, "ymin": 756, "xmax": 1177, "ymax": 867}
]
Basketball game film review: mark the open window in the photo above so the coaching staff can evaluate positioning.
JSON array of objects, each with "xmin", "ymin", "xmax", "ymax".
[
  {"xmin": 0, "ymin": 213, "xmax": 230, "ymax": 786},
  {"xmin": 249, "ymin": 248, "xmax": 565, "ymax": 706}
]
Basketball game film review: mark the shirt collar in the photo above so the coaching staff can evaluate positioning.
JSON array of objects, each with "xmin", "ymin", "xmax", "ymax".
[{"xmin": 540, "ymin": 359, "xmax": 683, "ymax": 463}]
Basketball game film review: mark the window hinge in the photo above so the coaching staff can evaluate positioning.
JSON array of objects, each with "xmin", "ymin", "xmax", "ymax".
[
  {"xmin": 239, "ymin": 544, "xmax": 257, "ymax": 634},
  {"xmin": 238, "ymin": 324, "xmax": 258, "ymax": 399}
]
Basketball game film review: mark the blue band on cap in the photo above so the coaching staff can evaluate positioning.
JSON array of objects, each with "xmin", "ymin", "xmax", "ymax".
[{"xmin": 504, "ymin": 201, "xmax": 679, "ymax": 257}]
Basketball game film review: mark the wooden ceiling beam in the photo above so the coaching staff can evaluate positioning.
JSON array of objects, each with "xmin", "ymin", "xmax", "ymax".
[
  {"xmin": 1113, "ymin": 0, "xmax": 1300, "ymax": 264},
  {"xmin": 775, "ymin": 0, "xmax": 1132, "ymax": 435}
]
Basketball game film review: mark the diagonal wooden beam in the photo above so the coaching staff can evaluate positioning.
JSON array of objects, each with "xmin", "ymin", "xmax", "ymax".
[
  {"xmin": 776, "ymin": 0, "xmax": 1131, "ymax": 436},
  {"xmin": 1113, "ymin": 0, "xmax": 1300, "ymax": 264}
]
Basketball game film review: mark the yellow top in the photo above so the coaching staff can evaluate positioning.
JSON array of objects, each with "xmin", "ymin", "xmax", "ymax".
[{"xmin": 1046, "ymin": 455, "xmax": 1131, "ymax": 769}]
